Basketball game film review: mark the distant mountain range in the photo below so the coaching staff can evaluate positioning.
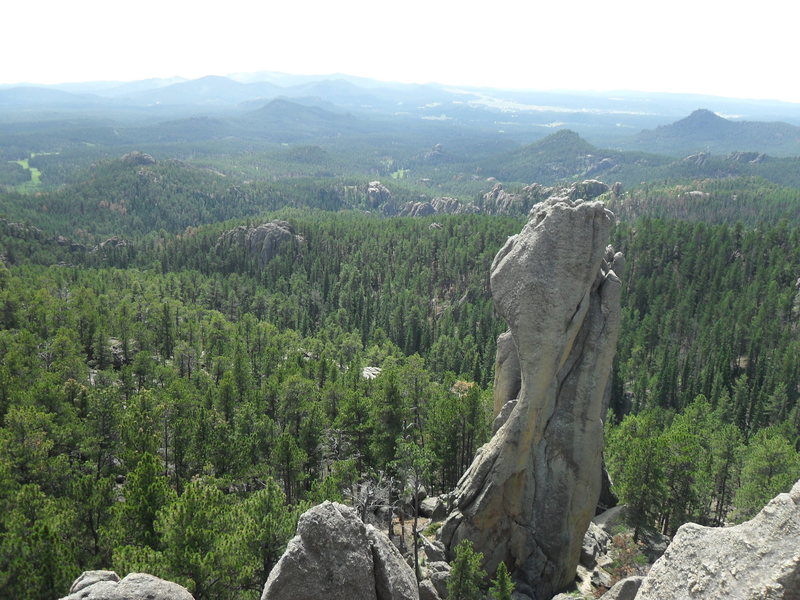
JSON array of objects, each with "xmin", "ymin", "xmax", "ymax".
[
  {"xmin": 479, "ymin": 127, "xmax": 800, "ymax": 188},
  {"xmin": 4, "ymin": 72, "xmax": 800, "ymax": 192},
  {"xmin": 3, "ymin": 73, "xmax": 800, "ymax": 150},
  {"xmin": 620, "ymin": 109, "xmax": 800, "ymax": 156}
]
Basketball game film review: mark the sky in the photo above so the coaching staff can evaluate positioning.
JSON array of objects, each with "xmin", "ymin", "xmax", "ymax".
[{"xmin": 4, "ymin": 0, "xmax": 799, "ymax": 103}]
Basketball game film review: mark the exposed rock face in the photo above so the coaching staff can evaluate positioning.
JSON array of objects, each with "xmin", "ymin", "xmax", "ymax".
[
  {"xmin": 483, "ymin": 182, "xmax": 525, "ymax": 214},
  {"xmin": 420, "ymin": 495, "xmax": 448, "ymax": 521},
  {"xmin": 431, "ymin": 196, "xmax": 479, "ymax": 214},
  {"xmin": 439, "ymin": 197, "xmax": 622, "ymax": 600},
  {"xmin": 492, "ymin": 330, "xmax": 521, "ymax": 417},
  {"xmin": 682, "ymin": 152, "xmax": 709, "ymax": 167},
  {"xmin": 581, "ymin": 522, "xmax": 612, "ymax": 569},
  {"xmin": 217, "ymin": 220, "xmax": 303, "ymax": 268},
  {"xmin": 368, "ymin": 181, "xmax": 393, "ymax": 209},
  {"xmin": 492, "ymin": 399, "xmax": 518, "ymax": 435},
  {"xmin": 59, "ymin": 571, "xmax": 193, "ymax": 600},
  {"xmin": 95, "ymin": 236, "xmax": 130, "ymax": 252},
  {"xmin": 121, "ymin": 151, "xmax": 156, "ymax": 166},
  {"xmin": 399, "ymin": 201, "xmax": 436, "ymax": 217},
  {"xmin": 418, "ymin": 578, "xmax": 442, "ymax": 600},
  {"xmin": 423, "ymin": 144, "xmax": 445, "ymax": 162},
  {"xmin": 632, "ymin": 479, "xmax": 800, "ymax": 600},
  {"xmin": 727, "ymin": 151, "xmax": 766, "ymax": 163},
  {"xmin": 399, "ymin": 196, "xmax": 480, "ymax": 217},
  {"xmin": 262, "ymin": 501, "xmax": 418, "ymax": 600},
  {"xmin": 426, "ymin": 561, "xmax": 451, "ymax": 599},
  {"xmin": 567, "ymin": 180, "xmax": 609, "ymax": 202}
]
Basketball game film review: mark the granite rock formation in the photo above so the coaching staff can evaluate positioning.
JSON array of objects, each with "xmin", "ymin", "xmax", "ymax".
[
  {"xmin": 431, "ymin": 196, "xmax": 479, "ymax": 214},
  {"xmin": 483, "ymin": 182, "xmax": 526, "ymax": 214},
  {"xmin": 439, "ymin": 196, "xmax": 622, "ymax": 600},
  {"xmin": 261, "ymin": 501, "xmax": 418, "ymax": 600},
  {"xmin": 59, "ymin": 571, "xmax": 193, "ymax": 600},
  {"xmin": 631, "ymin": 478, "xmax": 800, "ymax": 600},
  {"xmin": 121, "ymin": 151, "xmax": 156, "ymax": 166},
  {"xmin": 399, "ymin": 201, "xmax": 436, "ymax": 217},
  {"xmin": 492, "ymin": 330, "xmax": 521, "ymax": 418},
  {"xmin": 217, "ymin": 220, "xmax": 303, "ymax": 268},
  {"xmin": 600, "ymin": 576, "xmax": 644, "ymax": 600}
]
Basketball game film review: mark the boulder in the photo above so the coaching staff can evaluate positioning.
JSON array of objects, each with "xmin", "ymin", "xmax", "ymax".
[
  {"xmin": 366, "ymin": 524, "xmax": 419, "ymax": 600},
  {"xmin": 261, "ymin": 501, "xmax": 418, "ymax": 600},
  {"xmin": 426, "ymin": 561, "xmax": 451, "ymax": 599},
  {"xmin": 420, "ymin": 496, "xmax": 447, "ymax": 521},
  {"xmin": 581, "ymin": 521, "xmax": 612, "ymax": 568},
  {"xmin": 59, "ymin": 571, "xmax": 193, "ymax": 600},
  {"xmin": 68, "ymin": 571, "xmax": 120, "ymax": 594},
  {"xmin": 421, "ymin": 535, "xmax": 448, "ymax": 563},
  {"xmin": 601, "ymin": 576, "xmax": 644, "ymax": 600},
  {"xmin": 439, "ymin": 197, "xmax": 622, "ymax": 600},
  {"xmin": 419, "ymin": 578, "xmax": 442, "ymax": 600},
  {"xmin": 632, "ymin": 479, "xmax": 800, "ymax": 600}
]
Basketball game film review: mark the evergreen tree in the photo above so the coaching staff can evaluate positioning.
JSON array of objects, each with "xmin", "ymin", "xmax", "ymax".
[
  {"xmin": 447, "ymin": 539, "xmax": 486, "ymax": 600},
  {"xmin": 489, "ymin": 561, "xmax": 515, "ymax": 600},
  {"xmin": 733, "ymin": 429, "xmax": 800, "ymax": 521}
]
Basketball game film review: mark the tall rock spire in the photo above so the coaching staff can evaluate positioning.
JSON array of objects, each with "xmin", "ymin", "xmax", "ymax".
[{"xmin": 440, "ymin": 196, "xmax": 622, "ymax": 600}]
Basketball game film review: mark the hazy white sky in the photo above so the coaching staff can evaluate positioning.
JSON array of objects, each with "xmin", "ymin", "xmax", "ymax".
[{"xmin": 4, "ymin": 0, "xmax": 798, "ymax": 102}]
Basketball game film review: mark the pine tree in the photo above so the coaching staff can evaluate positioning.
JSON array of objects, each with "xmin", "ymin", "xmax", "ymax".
[
  {"xmin": 447, "ymin": 539, "xmax": 486, "ymax": 600},
  {"xmin": 489, "ymin": 561, "xmax": 515, "ymax": 600}
]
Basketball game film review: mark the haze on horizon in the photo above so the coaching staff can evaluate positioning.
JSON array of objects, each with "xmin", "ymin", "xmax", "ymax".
[{"xmin": 5, "ymin": 0, "xmax": 799, "ymax": 104}]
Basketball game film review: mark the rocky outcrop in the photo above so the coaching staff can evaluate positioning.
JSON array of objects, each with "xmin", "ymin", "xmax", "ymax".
[
  {"xmin": 682, "ymin": 152, "xmax": 709, "ymax": 167},
  {"xmin": 439, "ymin": 197, "xmax": 622, "ymax": 600},
  {"xmin": 727, "ymin": 151, "xmax": 766, "ymax": 163},
  {"xmin": 59, "ymin": 571, "xmax": 193, "ymax": 600},
  {"xmin": 483, "ymin": 182, "xmax": 526, "ymax": 215},
  {"xmin": 121, "ymin": 151, "xmax": 156, "ymax": 166},
  {"xmin": 94, "ymin": 236, "xmax": 130, "ymax": 252},
  {"xmin": 397, "ymin": 181, "xmax": 611, "ymax": 220},
  {"xmin": 368, "ymin": 181, "xmax": 393, "ymax": 208},
  {"xmin": 431, "ymin": 196, "xmax": 479, "ymax": 214},
  {"xmin": 399, "ymin": 201, "xmax": 436, "ymax": 217},
  {"xmin": 217, "ymin": 220, "xmax": 303, "ymax": 268},
  {"xmin": 567, "ymin": 180, "xmax": 609, "ymax": 202},
  {"xmin": 261, "ymin": 501, "xmax": 418, "ymax": 600},
  {"xmin": 631, "ymin": 478, "xmax": 800, "ymax": 600},
  {"xmin": 398, "ymin": 196, "xmax": 480, "ymax": 217}
]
